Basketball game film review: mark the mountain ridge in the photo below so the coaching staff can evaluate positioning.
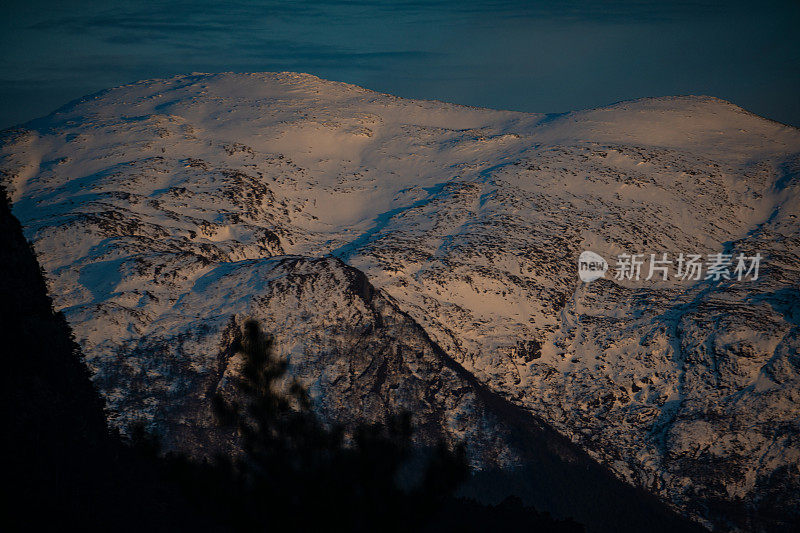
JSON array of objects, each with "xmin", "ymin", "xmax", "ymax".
[{"xmin": 2, "ymin": 72, "xmax": 798, "ymax": 531}]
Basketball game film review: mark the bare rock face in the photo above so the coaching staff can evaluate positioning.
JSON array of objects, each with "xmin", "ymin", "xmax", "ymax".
[{"xmin": 2, "ymin": 72, "xmax": 799, "ymax": 531}]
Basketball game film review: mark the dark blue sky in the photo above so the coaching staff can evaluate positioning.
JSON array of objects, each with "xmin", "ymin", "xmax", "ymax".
[{"xmin": 1, "ymin": 0, "xmax": 798, "ymax": 129}]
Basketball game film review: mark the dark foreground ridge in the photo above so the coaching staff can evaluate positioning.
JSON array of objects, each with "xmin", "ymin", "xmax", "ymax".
[{"xmin": 1, "ymin": 185, "xmax": 211, "ymax": 530}]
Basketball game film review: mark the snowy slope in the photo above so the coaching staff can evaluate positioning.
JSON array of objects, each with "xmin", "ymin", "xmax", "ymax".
[{"xmin": 2, "ymin": 72, "xmax": 799, "ymax": 531}]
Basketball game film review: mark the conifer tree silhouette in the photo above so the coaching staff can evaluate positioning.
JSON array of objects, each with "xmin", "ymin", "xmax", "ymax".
[{"xmin": 208, "ymin": 318, "xmax": 468, "ymax": 531}]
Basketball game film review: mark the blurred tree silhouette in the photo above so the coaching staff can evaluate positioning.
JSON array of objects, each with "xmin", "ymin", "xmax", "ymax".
[{"xmin": 203, "ymin": 318, "xmax": 468, "ymax": 530}]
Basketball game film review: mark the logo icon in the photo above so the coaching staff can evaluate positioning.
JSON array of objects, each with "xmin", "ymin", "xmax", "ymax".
[{"xmin": 578, "ymin": 251, "xmax": 608, "ymax": 282}]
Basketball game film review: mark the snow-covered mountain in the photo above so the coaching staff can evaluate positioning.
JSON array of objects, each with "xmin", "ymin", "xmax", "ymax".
[{"xmin": 2, "ymin": 72, "xmax": 798, "ymax": 531}]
